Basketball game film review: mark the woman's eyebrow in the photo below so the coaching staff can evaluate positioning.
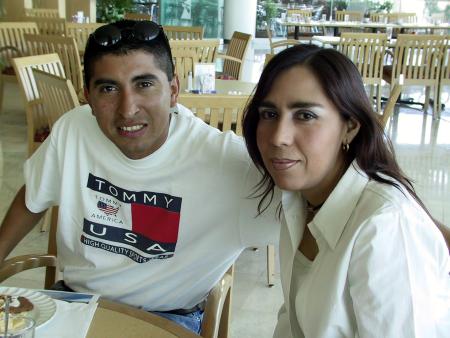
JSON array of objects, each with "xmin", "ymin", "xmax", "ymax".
[{"xmin": 259, "ymin": 100, "xmax": 323, "ymax": 109}]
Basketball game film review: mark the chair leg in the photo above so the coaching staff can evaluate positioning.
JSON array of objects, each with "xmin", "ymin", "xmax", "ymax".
[
  {"xmin": 432, "ymin": 85, "xmax": 439, "ymax": 119},
  {"xmin": 267, "ymin": 244, "xmax": 275, "ymax": 287},
  {"xmin": 424, "ymin": 86, "xmax": 430, "ymax": 114}
]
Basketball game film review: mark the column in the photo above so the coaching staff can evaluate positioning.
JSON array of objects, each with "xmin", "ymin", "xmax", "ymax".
[{"xmin": 224, "ymin": 0, "xmax": 257, "ymax": 40}]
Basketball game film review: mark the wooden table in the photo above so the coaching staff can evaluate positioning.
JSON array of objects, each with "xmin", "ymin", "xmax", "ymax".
[
  {"xmin": 87, "ymin": 299, "xmax": 200, "ymax": 338},
  {"xmin": 280, "ymin": 20, "xmax": 450, "ymax": 39},
  {"xmin": 312, "ymin": 35, "xmax": 397, "ymax": 48}
]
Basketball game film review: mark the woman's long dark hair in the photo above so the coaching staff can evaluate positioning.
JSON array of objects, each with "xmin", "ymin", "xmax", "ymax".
[{"xmin": 242, "ymin": 44, "xmax": 428, "ymax": 216}]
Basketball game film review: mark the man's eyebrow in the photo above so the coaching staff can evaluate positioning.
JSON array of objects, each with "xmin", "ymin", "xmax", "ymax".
[
  {"xmin": 259, "ymin": 100, "xmax": 324, "ymax": 109},
  {"xmin": 93, "ymin": 78, "xmax": 118, "ymax": 87},
  {"xmin": 132, "ymin": 74, "xmax": 159, "ymax": 82}
]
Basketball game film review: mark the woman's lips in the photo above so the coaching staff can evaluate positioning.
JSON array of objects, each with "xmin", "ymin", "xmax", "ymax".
[{"xmin": 271, "ymin": 158, "xmax": 299, "ymax": 170}]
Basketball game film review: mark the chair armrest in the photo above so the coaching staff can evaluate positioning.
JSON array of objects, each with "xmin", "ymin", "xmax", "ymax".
[
  {"xmin": 201, "ymin": 272, "xmax": 233, "ymax": 338},
  {"xmin": 0, "ymin": 254, "xmax": 57, "ymax": 282},
  {"xmin": 215, "ymin": 53, "xmax": 243, "ymax": 64}
]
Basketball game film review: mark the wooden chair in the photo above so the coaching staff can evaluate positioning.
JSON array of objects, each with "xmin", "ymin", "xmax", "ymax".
[
  {"xmin": 170, "ymin": 39, "xmax": 220, "ymax": 64},
  {"xmin": 285, "ymin": 9, "xmax": 318, "ymax": 43},
  {"xmin": 437, "ymin": 41, "xmax": 450, "ymax": 115},
  {"xmin": 335, "ymin": 10, "xmax": 363, "ymax": 22},
  {"xmin": 0, "ymin": 204, "xmax": 234, "ymax": 338},
  {"xmin": 163, "ymin": 25, "xmax": 204, "ymax": 40},
  {"xmin": 335, "ymin": 10, "xmax": 364, "ymax": 35},
  {"xmin": 0, "ymin": 22, "xmax": 39, "ymax": 111},
  {"xmin": 387, "ymin": 12, "xmax": 417, "ymax": 24},
  {"xmin": 11, "ymin": 53, "xmax": 65, "ymax": 156},
  {"xmin": 24, "ymin": 8, "xmax": 60, "ymax": 18},
  {"xmin": 30, "ymin": 17, "xmax": 66, "ymax": 35},
  {"xmin": 32, "ymin": 69, "xmax": 80, "ymax": 128},
  {"xmin": 178, "ymin": 94, "xmax": 277, "ymax": 287},
  {"xmin": 216, "ymin": 31, "xmax": 251, "ymax": 80},
  {"xmin": 266, "ymin": 26, "xmax": 300, "ymax": 54},
  {"xmin": 383, "ymin": 34, "xmax": 446, "ymax": 119},
  {"xmin": 338, "ymin": 33, "xmax": 388, "ymax": 112},
  {"xmin": 65, "ymin": 22, "xmax": 106, "ymax": 58},
  {"xmin": 24, "ymin": 33, "xmax": 84, "ymax": 96},
  {"xmin": 124, "ymin": 12, "xmax": 152, "ymax": 21},
  {"xmin": 171, "ymin": 49, "xmax": 197, "ymax": 81}
]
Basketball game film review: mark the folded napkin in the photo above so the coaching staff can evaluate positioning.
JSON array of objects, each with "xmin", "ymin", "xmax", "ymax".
[{"xmin": 36, "ymin": 299, "xmax": 98, "ymax": 338}]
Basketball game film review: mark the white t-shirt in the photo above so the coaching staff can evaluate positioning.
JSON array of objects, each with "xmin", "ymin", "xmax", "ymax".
[
  {"xmin": 24, "ymin": 104, "xmax": 279, "ymax": 311},
  {"xmin": 274, "ymin": 162, "xmax": 450, "ymax": 338}
]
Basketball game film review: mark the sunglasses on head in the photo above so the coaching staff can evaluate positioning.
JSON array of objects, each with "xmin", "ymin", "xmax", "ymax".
[{"xmin": 91, "ymin": 21, "xmax": 168, "ymax": 47}]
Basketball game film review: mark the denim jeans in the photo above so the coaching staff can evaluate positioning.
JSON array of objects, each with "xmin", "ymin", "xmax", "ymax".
[
  {"xmin": 51, "ymin": 280, "xmax": 204, "ymax": 334},
  {"xmin": 152, "ymin": 310, "xmax": 204, "ymax": 334}
]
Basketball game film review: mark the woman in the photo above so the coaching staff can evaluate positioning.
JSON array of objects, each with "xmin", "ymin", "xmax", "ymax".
[{"xmin": 242, "ymin": 44, "xmax": 450, "ymax": 337}]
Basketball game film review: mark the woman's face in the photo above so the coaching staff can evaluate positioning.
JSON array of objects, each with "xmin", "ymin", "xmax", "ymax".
[{"xmin": 256, "ymin": 65, "xmax": 359, "ymax": 203}]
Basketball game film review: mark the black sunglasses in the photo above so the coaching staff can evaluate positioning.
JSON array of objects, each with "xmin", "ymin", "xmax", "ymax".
[{"xmin": 91, "ymin": 21, "xmax": 168, "ymax": 48}]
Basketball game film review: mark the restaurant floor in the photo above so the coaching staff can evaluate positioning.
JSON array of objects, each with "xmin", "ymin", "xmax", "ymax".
[{"xmin": 1, "ymin": 39, "xmax": 450, "ymax": 337}]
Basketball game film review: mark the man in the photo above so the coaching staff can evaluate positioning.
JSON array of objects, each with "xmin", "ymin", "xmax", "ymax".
[{"xmin": 0, "ymin": 20, "xmax": 278, "ymax": 334}]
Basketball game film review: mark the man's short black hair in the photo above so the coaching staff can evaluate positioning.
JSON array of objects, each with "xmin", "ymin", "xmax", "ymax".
[{"xmin": 83, "ymin": 20, "xmax": 174, "ymax": 89}]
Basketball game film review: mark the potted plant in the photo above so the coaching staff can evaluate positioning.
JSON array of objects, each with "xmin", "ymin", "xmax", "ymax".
[
  {"xmin": 256, "ymin": 0, "xmax": 279, "ymax": 38},
  {"xmin": 97, "ymin": 0, "xmax": 133, "ymax": 23}
]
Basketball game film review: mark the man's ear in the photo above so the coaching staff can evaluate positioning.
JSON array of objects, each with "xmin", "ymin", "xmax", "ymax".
[
  {"xmin": 170, "ymin": 74, "xmax": 180, "ymax": 108},
  {"xmin": 345, "ymin": 118, "xmax": 360, "ymax": 144}
]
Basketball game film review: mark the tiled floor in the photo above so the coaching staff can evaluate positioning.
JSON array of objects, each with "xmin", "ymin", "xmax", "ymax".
[{"xmin": 1, "ymin": 39, "xmax": 450, "ymax": 337}]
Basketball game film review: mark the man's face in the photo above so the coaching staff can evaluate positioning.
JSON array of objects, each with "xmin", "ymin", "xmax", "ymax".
[{"xmin": 85, "ymin": 50, "xmax": 178, "ymax": 160}]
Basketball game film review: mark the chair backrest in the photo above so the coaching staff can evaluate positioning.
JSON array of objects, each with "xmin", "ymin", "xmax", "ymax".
[
  {"xmin": 65, "ymin": 22, "xmax": 106, "ymax": 56},
  {"xmin": 163, "ymin": 25, "xmax": 204, "ymax": 40},
  {"xmin": 177, "ymin": 95, "xmax": 249, "ymax": 135},
  {"xmin": 24, "ymin": 8, "xmax": 59, "ymax": 18},
  {"xmin": 171, "ymin": 49, "xmax": 197, "ymax": 81},
  {"xmin": 12, "ymin": 53, "xmax": 65, "ymax": 155},
  {"xmin": 338, "ymin": 33, "xmax": 387, "ymax": 85},
  {"xmin": 170, "ymin": 39, "xmax": 219, "ymax": 63},
  {"xmin": 335, "ymin": 10, "xmax": 363, "ymax": 22},
  {"xmin": 0, "ymin": 22, "xmax": 39, "ymax": 67},
  {"xmin": 223, "ymin": 31, "xmax": 252, "ymax": 80},
  {"xmin": 266, "ymin": 26, "xmax": 300, "ymax": 54},
  {"xmin": 387, "ymin": 12, "xmax": 417, "ymax": 23},
  {"xmin": 32, "ymin": 68, "xmax": 80, "ymax": 128},
  {"xmin": 30, "ymin": 17, "xmax": 66, "ymax": 35},
  {"xmin": 389, "ymin": 34, "xmax": 446, "ymax": 86},
  {"xmin": 124, "ymin": 12, "xmax": 152, "ymax": 21},
  {"xmin": 24, "ymin": 33, "xmax": 83, "ymax": 95},
  {"xmin": 286, "ymin": 9, "xmax": 312, "ymax": 19}
]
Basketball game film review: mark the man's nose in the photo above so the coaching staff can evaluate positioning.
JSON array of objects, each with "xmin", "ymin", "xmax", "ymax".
[{"xmin": 118, "ymin": 89, "xmax": 139, "ymax": 117}]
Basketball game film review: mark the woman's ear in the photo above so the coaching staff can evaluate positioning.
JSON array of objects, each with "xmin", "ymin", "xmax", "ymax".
[{"xmin": 345, "ymin": 118, "xmax": 360, "ymax": 144}]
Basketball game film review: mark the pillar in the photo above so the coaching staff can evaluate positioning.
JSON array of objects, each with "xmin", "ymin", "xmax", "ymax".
[{"xmin": 224, "ymin": 0, "xmax": 257, "ymax": 40}]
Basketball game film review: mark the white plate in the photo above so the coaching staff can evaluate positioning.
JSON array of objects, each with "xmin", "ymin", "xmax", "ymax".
[{"xmin": 0, "ymin": 287, "xmax": 56, "ymax": 328}]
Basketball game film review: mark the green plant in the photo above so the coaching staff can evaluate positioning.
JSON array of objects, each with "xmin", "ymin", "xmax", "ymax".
[
  {"xmin": 97, "ymin": 0, "xmax": 133, "ymax": 23},
  {"xmin": 367, "ymin": 0, "xmax": 393, "ymax": 14}
]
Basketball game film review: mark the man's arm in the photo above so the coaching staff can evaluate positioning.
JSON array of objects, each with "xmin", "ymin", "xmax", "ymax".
[{"xmin": 0, "ymin": 185, "xmax": 46, "ymax": 262}]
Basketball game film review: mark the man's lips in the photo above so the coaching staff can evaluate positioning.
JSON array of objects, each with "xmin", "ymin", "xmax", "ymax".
[
  {"xmin": 117, "ymin": 123, "xmax": 147, "ymax": 137},
  {"xmin": 271, "ymin": 158, "xmax": 299, "ymax": 170}
]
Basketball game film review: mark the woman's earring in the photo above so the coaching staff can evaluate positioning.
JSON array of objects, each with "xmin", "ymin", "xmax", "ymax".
[{"xmin": 342, "ymin": 142, "xmax": 349, "ymax": 152}]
